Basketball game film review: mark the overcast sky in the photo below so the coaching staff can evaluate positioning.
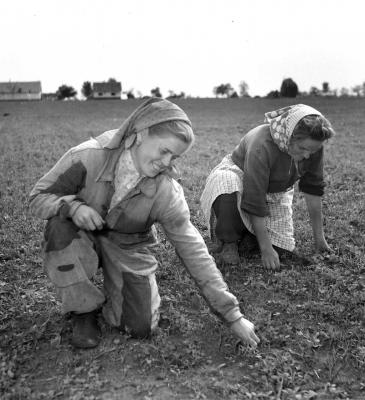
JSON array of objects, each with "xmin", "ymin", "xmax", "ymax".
[{"xmin": 1, "ymin": 0, "xmax": 365, "ymax": 97}]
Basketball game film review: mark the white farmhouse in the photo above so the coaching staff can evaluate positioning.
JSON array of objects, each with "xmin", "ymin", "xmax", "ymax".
[
  {"xmin": 0, "ymin": 81, "xmax": 42, "ymax": 101},
  {"xmin": 92, "ymin": 81, "xmax": 122, "ymax": 99}
]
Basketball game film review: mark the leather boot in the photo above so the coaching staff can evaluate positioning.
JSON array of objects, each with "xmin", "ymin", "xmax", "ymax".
[
  {"xmin": 238, "ymin": 233, "xmax": 259, "ymax": 257},
  {"xmin": 71, "ymin": 311, "xmax": 101, "ymax": 349},
  {"xmin": 220, "ymin": 242, "xmax": 240, "ymax": 265}
]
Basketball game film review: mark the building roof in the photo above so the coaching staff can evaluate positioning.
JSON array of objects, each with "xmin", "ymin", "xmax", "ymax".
[
  {"xmin": 0, "ymin": 81, "xmax": 42, "ymax": 94},
  {"xmin": 93, "ymin": 81, "xmax": 121, "ymax": 93}
]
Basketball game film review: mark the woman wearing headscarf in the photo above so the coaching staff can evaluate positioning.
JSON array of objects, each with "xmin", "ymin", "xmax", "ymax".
[
  {"xmin": 29, "ymin": 98, "xmax": 259, "ymax": 349},
  {"xmin": 200, "ymin": 104, "xmax": 335, "ymax": 269}
]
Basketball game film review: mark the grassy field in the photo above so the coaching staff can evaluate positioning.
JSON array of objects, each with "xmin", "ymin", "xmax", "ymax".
[{"xmin": 0, "ymin": 97, "xmax": 364, "ymax": 399}]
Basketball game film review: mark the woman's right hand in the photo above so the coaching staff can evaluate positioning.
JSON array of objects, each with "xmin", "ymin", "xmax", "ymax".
[
  {"xmin": 72, "ymin": 205, "xmax": 105, "ymax": 231},
  {"xmin": 250, "ymin": 214, "xmax": 280, "ymax": 270},
  {"xmin": 261, "ymin": 246, "xmax": 281, "ymax": 270}
]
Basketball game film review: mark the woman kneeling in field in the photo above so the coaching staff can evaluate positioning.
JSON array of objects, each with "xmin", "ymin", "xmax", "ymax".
[
  {"xmin": 200, "ymin": 104, "xmax": 335, "ymax": 269},
  {"xmin": 29, "ymin": 97, "xmax": 259, "ymax": 349}
]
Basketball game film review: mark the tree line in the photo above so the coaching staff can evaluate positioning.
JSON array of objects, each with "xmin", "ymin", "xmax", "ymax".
[
  {"xmin": 214, "ymin": 78, "xmax": 365, "ymax": 99},
  {"xmin": 48, "ymin": 77, "xmax": 365, "ymax": 100},
  {"xmin": 51, "ymin": 80, "xmax": 178, "ymax": 101}
]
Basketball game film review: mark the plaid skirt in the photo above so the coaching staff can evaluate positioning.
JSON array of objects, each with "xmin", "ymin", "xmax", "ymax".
[{"xmin": 200, "ymin": 155, "xmax": 295, "ymax": 251}]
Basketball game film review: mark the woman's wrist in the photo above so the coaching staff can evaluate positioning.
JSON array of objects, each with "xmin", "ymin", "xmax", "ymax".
[
  {"xmin": 260, "ymin": 243, "xmax": 274, "ymax": 254},
  {"xmin": 228, "ymin": 316, "xmax": 244, "ymax": 326},
  {"xmin": 313, "ymin": 232, "xmax": 326, "ymax": 244}
]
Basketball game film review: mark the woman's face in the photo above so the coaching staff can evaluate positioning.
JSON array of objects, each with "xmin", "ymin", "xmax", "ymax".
[
  {"xmin": 288, "ymin": 137, "xmax": 323, "ymax": 162},
  {"xmin": 131, "ymin": 131, "xmax": 190, "ymax": 177}
]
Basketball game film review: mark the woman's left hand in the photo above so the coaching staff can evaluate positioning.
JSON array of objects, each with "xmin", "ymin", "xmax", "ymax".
[
  {"xmin": 230, "ymin": 317, "xmax": 260, "ymax": 348},
  {"xmin": 314, "ymin": 237, "xmax": 332, "ymax": 253}
]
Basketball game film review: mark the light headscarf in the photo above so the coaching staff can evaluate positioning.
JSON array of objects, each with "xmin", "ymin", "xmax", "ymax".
[
  {"xmin": 264, "ymin": 104, "xmax": 322, "ymax": 152},
  {"xmin": 105, "ymin": 97, "xmax": 194, "ymax": 149}
]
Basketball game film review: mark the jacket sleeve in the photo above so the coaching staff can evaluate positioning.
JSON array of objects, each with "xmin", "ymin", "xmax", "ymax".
[
  {"xmin": 29, "ymin": 148, "xmax": 87, "ymax": 220},
  {"xmin": 298, "ymin": 147, "xmax": 325, "ymax": 196},
  {"xmin": 153, "ymin": 179, "xmax": 243, "ymax": 324}
]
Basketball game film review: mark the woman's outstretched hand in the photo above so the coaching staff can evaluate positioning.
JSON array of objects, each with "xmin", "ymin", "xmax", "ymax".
[
  {"xmin": 261, "ymin": 247, "xmax": 281, "ymax": 270},
  {"xmin": 72, "ymin": 205, "xmax": 105, "ymax": 231},
  {"xmin": 314, "ymin": 237, "xmax": 332, "ymax": 254},
  {"xmin": 230, "ymin": 317, "xmax": 260, "ymax": 348}
]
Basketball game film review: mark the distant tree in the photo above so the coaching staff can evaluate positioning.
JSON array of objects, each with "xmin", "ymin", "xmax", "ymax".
[
  {"xmin": 213, "ymin": 84, "xmax": 222, "ymax": 97},
  {"xmin": 56, "ymin": 84, "xmax": 77, "ymax": 100},
  {"xmin": 81, "ymin": 81, "xmax": 93, "ymax": 99},
  {"xmin": 238, "ymin": 81, "xmax": 249, "ymax": 97},
  {"xmin": 309, "ymin": 86, "xmax": 320, "ymax": 96},
  {"xmin": 126, "ymin": 90, "xmax": 135, "ymax": 99},
  {"xmin": 322, "ymin": 82, "xmax": 329, "ymax": 93},
  {"xmin": 266, "ymin": 90, "xmax": 280, "ymax": 98},
  {"xmin": 213, "ymin": 83, "xmax": 234, "ymax": 97},
  {"xmin": 280, "ymin": 78, "xmax": 298, "ymax": 97},
  {"xmin": 107, "ymin": 77, "xmax": 118, "ymax": 83},
  {"xmin": 167, "ymin": 90, "xmax": 185, "ymax": 99},
  {"xmin": 151, "ymin": 87, "xmax": 162, "ymax": 97},
  {"xmin": 230, "ymin": 91, "xmax": 239, "ymax": 98},
  {"xmin": 352, "ymin": 85, "xmax": 362, "ymax": 97},
  {"xmin": 339, "ymin": 87, "xmax": 349, "ymax": 97}
]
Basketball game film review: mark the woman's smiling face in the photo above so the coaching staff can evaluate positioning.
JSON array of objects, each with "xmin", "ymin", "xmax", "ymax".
[{"xmin": 131, "ymin": 130, "xmax": 189, "ymax": 177}]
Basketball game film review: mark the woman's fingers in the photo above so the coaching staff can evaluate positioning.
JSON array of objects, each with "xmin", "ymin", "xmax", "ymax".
[
  {"xmin": 90, "ymin": 212, "xmax": 105, "ymax": 230},
  {"xmin": 250, "ymin": 331, "xmax": 260, "ymax": 346},
  {"xmin": 86, "ymin": 218, "xmax": 97, "ymax": 231},
  {"xmin": 262, "ymin": 255, "xmax": 280, "ymax": 270},
  {"xmin": 72, "ymin": 205, "xmax": 104, "ymax": 231},
  {"xmin": 243, "ymin": 329, "xmax": 260, "ymax": 348}
]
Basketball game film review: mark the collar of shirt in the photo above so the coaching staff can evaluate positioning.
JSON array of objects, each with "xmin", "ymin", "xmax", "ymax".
[{"xmin": 109, "ymin": 149, "xmax": 143, "ymax": 209}]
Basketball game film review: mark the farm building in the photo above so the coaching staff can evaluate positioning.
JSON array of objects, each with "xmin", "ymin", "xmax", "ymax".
[
  {"xmin": 92, "ymin": 81, "xmax": 122, "ymax": 99},
  {"xmin": 0, "ymin": 81, "xmax": 42, "ymax": 101}
]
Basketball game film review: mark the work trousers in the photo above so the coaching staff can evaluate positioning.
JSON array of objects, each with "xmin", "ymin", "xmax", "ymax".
[
  {"xmin": 212, "ymin": 193, "xmax": 293, "ymax": 256},
  {"xmin": 43, "ymin": 216, "xmax": 160, "ymax": 338},
  {"xmin": 212, "ymin": 193, "xmax": 250, "ymax": 243}
]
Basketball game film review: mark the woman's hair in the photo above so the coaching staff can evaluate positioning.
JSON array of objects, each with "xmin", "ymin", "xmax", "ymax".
[
  {"xmin": 292, "ymin": 115, "xmax": 335, "ymax": 142},
  {"xmin": 148, "ymin": 120, "xmax": 195, "ymax": 145}
]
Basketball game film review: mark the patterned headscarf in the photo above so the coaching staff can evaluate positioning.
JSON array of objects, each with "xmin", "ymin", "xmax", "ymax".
[
  {"xmin": 264, "ymin": 104, "xmax": 322, "ymax": 152},
  {"xmin": 105, "ymin": 97, "xmax": 193, "ymax": 149}
]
